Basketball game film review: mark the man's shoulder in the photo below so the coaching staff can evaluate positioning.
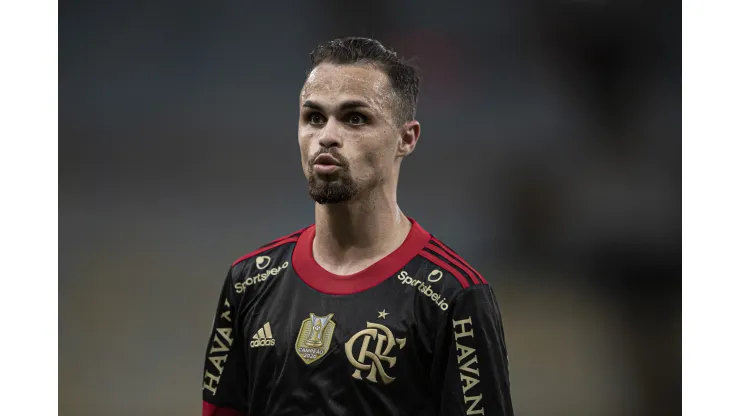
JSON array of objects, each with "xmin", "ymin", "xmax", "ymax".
[
  {"xmin": 230, "ymin": 225, "xmax": 313, "ymax": 272},
  {"xmin": 415, "ymin": 233, "xmax": 490, "ymax": 292}
]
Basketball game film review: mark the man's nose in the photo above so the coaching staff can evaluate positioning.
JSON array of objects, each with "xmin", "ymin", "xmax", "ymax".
[{"xmin": 317, "ymin": 118, "xmax": 342, "ymax": 148}]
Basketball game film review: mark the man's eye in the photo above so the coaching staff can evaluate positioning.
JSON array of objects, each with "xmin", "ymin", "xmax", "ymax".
[
  {"xmin": 309, "ymin": 113, "xmax": 325, "ymax": 124},
  {"xmin": 347, "ymin": 114, "xmax": 367, "ymax": 126}
]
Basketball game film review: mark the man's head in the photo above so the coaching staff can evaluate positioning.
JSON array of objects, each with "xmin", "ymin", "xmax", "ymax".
[{"xmin": 298, "ymin": 37, "xmax": 421, "ymax": 205}]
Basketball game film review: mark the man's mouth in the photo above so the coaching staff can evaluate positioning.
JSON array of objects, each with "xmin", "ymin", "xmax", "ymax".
[
  {"xmin": 313, "ymin": 154, "xmax": 341, "ymax": 166},
  {"xmin": 312, "ymin": 154, "xmax": 342, "ymax": 174}
]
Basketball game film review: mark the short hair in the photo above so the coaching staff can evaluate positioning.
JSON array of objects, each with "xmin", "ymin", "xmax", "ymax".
[{"xmin": 308, "ymin": 37, "xmax": 421, "ymax": 124}]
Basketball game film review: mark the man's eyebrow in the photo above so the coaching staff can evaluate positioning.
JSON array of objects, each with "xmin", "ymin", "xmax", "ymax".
[
  {"xmin": 302, "ymin": 100, "xmax": 322, "ymax": 110},
  {"xmin": 302, "ymin": 100, "xmax": 371, "ymax": 111},
  {"xmin": 338, "ymin": 100, "xmax": 371, "ymax": 111}
]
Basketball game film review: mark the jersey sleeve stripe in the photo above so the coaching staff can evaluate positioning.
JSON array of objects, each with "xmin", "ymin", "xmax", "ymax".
[
  {"xmin": 258, "ymin": 227, "xmax": 309, "ymax": 249},
  {"xmin": 231, "ymin": 236, "xmax": 300, "ymax": 267},
  {"xmin": 203, "ymin": 401, "xmax": 247, "ymax": 416},
  {"xmin": 424, "ymin": 243, "xmax": 481, "ymax": 285},
  {"xmin": 430, "ymin": 238, "xmax": 488, "ymax": 284},
  {"xmin": 419, "ymin": 250, "xmax": 471, "ymax": 288}
]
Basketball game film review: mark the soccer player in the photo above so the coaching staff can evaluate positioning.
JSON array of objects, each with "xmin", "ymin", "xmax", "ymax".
[{"xmin": 202, "ymin": 37, "xmax": 514, "ymax": 416}]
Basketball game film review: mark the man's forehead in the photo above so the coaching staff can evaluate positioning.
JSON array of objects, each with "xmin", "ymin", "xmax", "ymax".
[{"xmin": 301, "ymin": 64, "xmax": 393, "ymax": 107}]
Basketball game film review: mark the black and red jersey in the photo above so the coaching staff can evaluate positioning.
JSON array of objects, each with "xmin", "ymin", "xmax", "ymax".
[{"xmin": 202, "ymin": 218, "xmax": 513, "ymax": 416}]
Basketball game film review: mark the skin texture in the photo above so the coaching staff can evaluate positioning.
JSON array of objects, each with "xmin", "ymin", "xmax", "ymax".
[{"xmin": 298, "ymin": 63, "xmax": 421, "ymax": 275}]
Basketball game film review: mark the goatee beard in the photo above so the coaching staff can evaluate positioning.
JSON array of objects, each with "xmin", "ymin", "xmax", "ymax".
[
  {"xmin": 306, "ymin": 149, "xmax": 358, "ymax": 204},
  {"xmin": 308, "ymin": 176, "xmax": 359, "ymax": 204}
]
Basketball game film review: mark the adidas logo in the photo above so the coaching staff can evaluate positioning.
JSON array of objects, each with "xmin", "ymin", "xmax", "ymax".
[{"xmin": 250, "ymin": 322, "xmax": 276, "ymax": 347}]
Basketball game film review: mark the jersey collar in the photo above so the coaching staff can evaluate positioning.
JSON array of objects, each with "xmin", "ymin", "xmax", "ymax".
[{"xmin": 292, "ymin": 218, "xmax": 430, "ymax": 295}]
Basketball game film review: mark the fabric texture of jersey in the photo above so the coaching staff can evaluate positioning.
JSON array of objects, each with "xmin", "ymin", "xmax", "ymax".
[{"xmin": 202, "ymin": 218, "xmax": 513, "ymax": 416}]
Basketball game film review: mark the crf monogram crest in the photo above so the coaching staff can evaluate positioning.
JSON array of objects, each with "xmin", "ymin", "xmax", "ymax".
[
  {"xmin": 345, "ymin": 322, "xmax": 406, "ymax": 384},
  {"xmin": 295, "ymin": 313, "xmax": 336, "ymax": 364}
]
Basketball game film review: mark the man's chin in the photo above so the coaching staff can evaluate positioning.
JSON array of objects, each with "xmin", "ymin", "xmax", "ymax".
[
  {"xmin": 308, "ymin": 182, "xmax": 359, "ymax": 205},
  {"xmin": 309, "ymin": 191, "xmax": 354, "ymax": 205},
  {"xmin": 313, "ymin": 199, "xmax": 348, "ymax": 205}
]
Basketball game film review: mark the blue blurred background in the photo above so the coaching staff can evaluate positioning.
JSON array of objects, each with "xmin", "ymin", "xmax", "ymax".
[{"xmin": 59, "ymin": 1, "xmax": 680, "ymax": 414}]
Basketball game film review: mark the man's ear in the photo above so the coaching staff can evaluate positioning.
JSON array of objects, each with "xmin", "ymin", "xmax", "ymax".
[{"xmin": 398, "ymin": 120, "xmax": 421, "ymax": 157}]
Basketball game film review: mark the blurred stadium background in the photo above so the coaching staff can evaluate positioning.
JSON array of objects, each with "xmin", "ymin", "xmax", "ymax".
[{"xmin": 59, "ymin": 1, "xmax": 680, "ymax": 415}]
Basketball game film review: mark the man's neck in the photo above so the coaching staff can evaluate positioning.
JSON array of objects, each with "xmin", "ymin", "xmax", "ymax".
[{"xmin": 312, "ymin": 191, "xmax": 412, "ymax": 276}]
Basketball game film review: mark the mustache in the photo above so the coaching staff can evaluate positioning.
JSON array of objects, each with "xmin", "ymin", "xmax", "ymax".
[{"xmin": 309, "ymin": 149, "xmax": 349, "ymax": 166}]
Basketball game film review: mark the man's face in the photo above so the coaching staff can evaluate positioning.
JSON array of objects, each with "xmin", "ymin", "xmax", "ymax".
[{"xmin": 298, "ymin": 63, "xmax": 401, "ymax": 204}]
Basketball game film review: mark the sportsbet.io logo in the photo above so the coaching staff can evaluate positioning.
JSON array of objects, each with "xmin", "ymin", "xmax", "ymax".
[
  {"xmin": 256, "ymin": 255, "xmax": 271, "ymax": 270},
  {"xmin": 427, "ymin": 269, "xmax": 443, "ymax": 282},
  {"xmin": 397, "ymin": 270, "xmax": 449, "ymax": 310},
  {"xmin": 234, "ymin": 256, "xmax": 289, "ymax": 293}
]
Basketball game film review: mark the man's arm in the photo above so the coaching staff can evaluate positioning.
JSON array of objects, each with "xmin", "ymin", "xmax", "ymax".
[
  {"xmin": 437, "ymin": 284, "xmax": 514, "ymax": 415},
  {"xmin": 202, "ymin": 267, "xmax": 249, "ymax": 416}
]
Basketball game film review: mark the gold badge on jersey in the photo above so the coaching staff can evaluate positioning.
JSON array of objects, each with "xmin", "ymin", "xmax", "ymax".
[
  {"xmin": 345, "ymin": 322, "xmax": 406, "ymax": 384},
  {"xmin": 295, "ymin": 313, "xmax": 336, "ymax": 364}
]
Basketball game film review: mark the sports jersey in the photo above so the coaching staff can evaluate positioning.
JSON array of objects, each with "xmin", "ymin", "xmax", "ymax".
[{"xmin": 202, "ymin": 218, "xmax": 513, "ymax": 415}]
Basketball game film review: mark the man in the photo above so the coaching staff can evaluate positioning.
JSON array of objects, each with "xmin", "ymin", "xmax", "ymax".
[{"xmin": 202, "ymin": 37, "xmax": 514, "ymax": 416}]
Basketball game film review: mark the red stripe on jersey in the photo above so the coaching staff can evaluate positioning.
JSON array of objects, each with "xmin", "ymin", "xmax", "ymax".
[
  {"xmin": 430, "ymin": 238, "xmax": 488, "ymax": 284},
  {"xmin": 424, "ymin": 243, "xmax": 480, "ymax": 285},
  {"xmin": 203, "ymin": 401, "xmax": 247, "ymax": 416},
  {"xmin": 231, "ymin": 236, "xmax": 300, "ymax": 267},
  {"xmin": 419, "ymin": 250, "xmax": 470, "ymax": 288},
  {"xmin": 269, "ymin": 228, "xmax": 307, "ymax": 246}
]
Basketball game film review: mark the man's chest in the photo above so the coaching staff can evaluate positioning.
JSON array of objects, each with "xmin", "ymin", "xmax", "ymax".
[{"xmin": 237, "ymin": 272, "xmax": 437, "ymax": 388}]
